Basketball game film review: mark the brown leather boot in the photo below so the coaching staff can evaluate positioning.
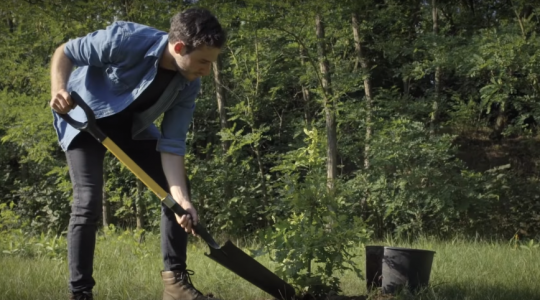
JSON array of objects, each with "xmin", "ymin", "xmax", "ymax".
[{"xmin": 161, "ymin": 269, "xmax": 220, "ymax": 300}]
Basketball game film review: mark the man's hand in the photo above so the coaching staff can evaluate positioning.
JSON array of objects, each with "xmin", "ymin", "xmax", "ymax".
[
  {"xmin": 50, "ymin": 89, "xmax": 76, "ymax": 114},
  {"xmin": 50, "ymin": 43, "xmax": 74, "ymax": 113},
  {"xmin": 175, "ymin": 199, "xmax": 199, "ymax": 237}
]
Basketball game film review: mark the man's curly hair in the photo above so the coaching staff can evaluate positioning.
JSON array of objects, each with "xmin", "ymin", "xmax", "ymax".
[{"xmin": 169, "ymin": 8, "xmax": 226, "ymax": 53}]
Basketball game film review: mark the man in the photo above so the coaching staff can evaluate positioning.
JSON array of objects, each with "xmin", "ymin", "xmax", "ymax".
[{"xmin": 49, "ymin": 7, "xmax": 226, "ymax": 300}]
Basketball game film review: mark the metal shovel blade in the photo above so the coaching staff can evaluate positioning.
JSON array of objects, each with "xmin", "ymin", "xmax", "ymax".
[{"xmin": 205, "ymin": 240, "xmax": 296, "ymax": 300}]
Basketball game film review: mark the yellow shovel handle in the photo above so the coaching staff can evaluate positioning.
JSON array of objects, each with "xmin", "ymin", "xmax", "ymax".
[{"xmin": 102, "ymin": 137, "xmax": 168, "ymax": 200}]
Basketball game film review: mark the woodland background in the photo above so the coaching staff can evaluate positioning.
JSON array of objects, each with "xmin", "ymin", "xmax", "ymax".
[{"xmin": 1, "ymin": 0, "xmax": 540, "ymax": 288}]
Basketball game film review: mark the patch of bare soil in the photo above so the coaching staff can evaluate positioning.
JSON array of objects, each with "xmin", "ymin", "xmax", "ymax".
[{"xmin": 453, "ymin": 129, "xmax": 540, "ymax": 174}]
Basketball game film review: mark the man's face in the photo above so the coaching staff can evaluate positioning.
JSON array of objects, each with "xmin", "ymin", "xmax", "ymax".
[{"xmin": 173, "ymin": 43, "xmax": 221, "ymax": 81}]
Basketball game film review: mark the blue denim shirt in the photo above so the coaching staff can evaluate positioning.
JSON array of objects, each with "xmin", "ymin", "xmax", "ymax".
[{"xmin": 52, "ymin": 21, "xmax": 200, "ymax": 156}]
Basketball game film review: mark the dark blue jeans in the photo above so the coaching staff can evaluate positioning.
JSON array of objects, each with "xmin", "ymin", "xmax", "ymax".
[{"xmin": 65, "ymin": 113, "xmax": 188, "ymax": 293}]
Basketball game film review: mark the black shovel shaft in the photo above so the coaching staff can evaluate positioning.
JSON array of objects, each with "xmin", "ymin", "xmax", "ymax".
[
  {"xmin": 57, "ymin": 91, "xmax": 220, "ymax": 249},
  {"xmin": 58, "ymin": 93, "xmax": 106, "ymax": 142}
]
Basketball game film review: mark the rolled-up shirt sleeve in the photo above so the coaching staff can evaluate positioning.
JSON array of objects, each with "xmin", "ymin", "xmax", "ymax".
[
  {"xmin": 63, "ymin": 22, "xmax": 124, "ymax": 67},
  {"xmin": 157, "ymin": 78, "xmax": 201, "ymax": 156}
]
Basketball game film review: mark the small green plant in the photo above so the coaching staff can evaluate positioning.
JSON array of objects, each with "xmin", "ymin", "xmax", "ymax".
[
  {"xmin": 1, "ymin": 204, "xmax": 67, "ymax": 260},
  {"xmin": 257, "ymin": 128, "xmax": 371, "ymax": 297},
  {"xmin": 2, "ymin": 235, "xmax": 33, "ymax": 257},
  {"xmin": 520, "ymin": 239, "xmax": 539, "ymax": 251},
  {"xmin": 1, "ymin": 229, "xmax": 67, "ymax": 260},
  {"xmin": 510, "ymin": 233, "xmax": 539, "ymax": 251},
  {"xmin": 260, "ymin": 174, "xmax": 370, "ymax": 297},
  {"xmin": 0, "ymin": 201, "xmax": 20, "ymax": 231},
  {"xmin": 33, "ymin": 232, "xmax": 67, "ymax": 261},
  {"xmin": 117, "ymin": 228, "xmax": 152, "ymax": 259},
  {"xmin": 1, "ymin": 202, "xmax": 33, "ymax": 257}
]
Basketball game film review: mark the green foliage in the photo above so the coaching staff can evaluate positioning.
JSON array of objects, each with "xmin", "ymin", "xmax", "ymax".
[
  {"xmin": 1, "ymin": 200, "xmax": 67, "ymax": 260},
  {"xmin": 1, "ymin": 229, "xmax": 67, "ymax": 261},
  {"xmin": 348, "ymin": 118, "xmax": 486, "ymax": 237},
  {"xmin": 257, "ymin": 128, "xmax": 371, "ymax": 296},
  {"xmin": 470, "ymin": 164, "xmax": 540, "ymax": 237},
  {"xmin": 0, "ymin": 201, "xmax": 22, "ymax": 231},
  {"xmin": 98, "ymin": 225, "xmax": 154, "ymax": 259},
  {"xmin": 1, "ymin": 1, "xmax": 540, "ymax": 281},
  {"xmin": 187, "ymin": 148, "xmax": 263, "ymax": 234},
  {"xmin": 467, "ymin": 24, "xmax": 540, "ymax": 136}
]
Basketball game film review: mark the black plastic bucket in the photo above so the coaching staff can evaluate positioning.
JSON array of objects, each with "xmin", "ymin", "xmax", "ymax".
[
  {"xmin": 365, "ymin": 245, "xmax": 384, "ymax": 291},
  {"xmin": 381, "ymin": 247, "xmax": 435, "ymax": 294}
]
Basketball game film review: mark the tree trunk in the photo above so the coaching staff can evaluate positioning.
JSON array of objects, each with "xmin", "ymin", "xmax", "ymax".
[
  {"xmin": 212, "ymin": 56, "xmax": 233, "ymax": 201},
  {"xmin": 135, "ymin": 179, "xmax": 145, "ymax": 230},
  {"xmin": 213, "ymin": 57, "xmax": 230, "ymax": 154},
  {"xmin": 299, "ymin": 46, "xmax": 312, "ymax": 127},
  {"xmin": 252, "ymin": 34, "xmax": 269, "ymax": 225},
  {"xmin": 122, "ymin": 0, "xmax": 133, "ymax": 21},
  {"xmin": 404, "ymin": 2, "xmax": 421, "ymax": 96},
  {"xmin": 8, "ymin": 17, "xmax": 14, "ymax": 33},
  {"xmin": 352, "ymin": 12, "xmax": 373, "ymax": 170},
  {"xmin": 467, "ymin": 0, "xmax": 475, "ymax": 16},
  {"xmin": 494, "ymin": 104, "xmax": 507, "ymax": 138},
  {"xmin": 403, "ymin": 78, "xmax": 410, "ymax": 96},
  {"xmin": 431, "ymin": 0, "xmax": 442, "ymax": 133},
  {"xmin": 20, "ymin": 162, "xmax": 28, "ymax": 182},
  {"xmin": 102, "ymin": 169, "xmax": 111, "ymax": 228},
  {"xmin": 254, "ymin": 147, "xmax": 268, "ymax": 214},
  {"xmin": 315, "ymin": 13, "xmax": 337, "ymax": 190}
]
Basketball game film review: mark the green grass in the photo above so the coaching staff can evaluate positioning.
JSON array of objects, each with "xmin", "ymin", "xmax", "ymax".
[{"xmin": 1, "ymin": 231, "xmax": 539, "ymax": 300}]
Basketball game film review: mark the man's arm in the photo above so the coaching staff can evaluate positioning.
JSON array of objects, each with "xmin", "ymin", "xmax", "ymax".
[
  {"xmin": 161, "ymin": 152, "xmax": 198, "ymax": 235},
  {"xmin": 51, "ymin": 43, "xmax": 73, "ymax": 96},
  {"xmin": 158, "ymin": 79, "xmax": 201, "ymax": 234},
  {"xmin": 50, "ymin": 22, "xmax": 124, "ymax": 114},
  {"xmin": 50, "ymin": 43, "xmax": 75, "ymax": 114}
]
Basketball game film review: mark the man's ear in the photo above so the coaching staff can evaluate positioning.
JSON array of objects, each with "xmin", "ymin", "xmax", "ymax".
[{"xmin": 173, "ymin": 41, "xmax": 186, "ymax": 55}]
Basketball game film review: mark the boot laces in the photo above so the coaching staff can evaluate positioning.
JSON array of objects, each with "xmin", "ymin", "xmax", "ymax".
[{"xmin": 176, "ymin": 269, "xmax": 204, "ymax": 296}]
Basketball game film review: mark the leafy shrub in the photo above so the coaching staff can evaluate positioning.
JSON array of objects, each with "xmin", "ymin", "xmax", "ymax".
[
  {"xmin": 258, "ymin": 128, "xmax": 371, "ymax": 296},
  {"xmin": 347, "ymin": 118, "xmax": 487, "ymax": 238}
]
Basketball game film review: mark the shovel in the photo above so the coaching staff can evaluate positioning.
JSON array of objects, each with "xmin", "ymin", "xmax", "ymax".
[{"xmin": 57, "ymin": 91, "xmax": 296, "ymax": 300}]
